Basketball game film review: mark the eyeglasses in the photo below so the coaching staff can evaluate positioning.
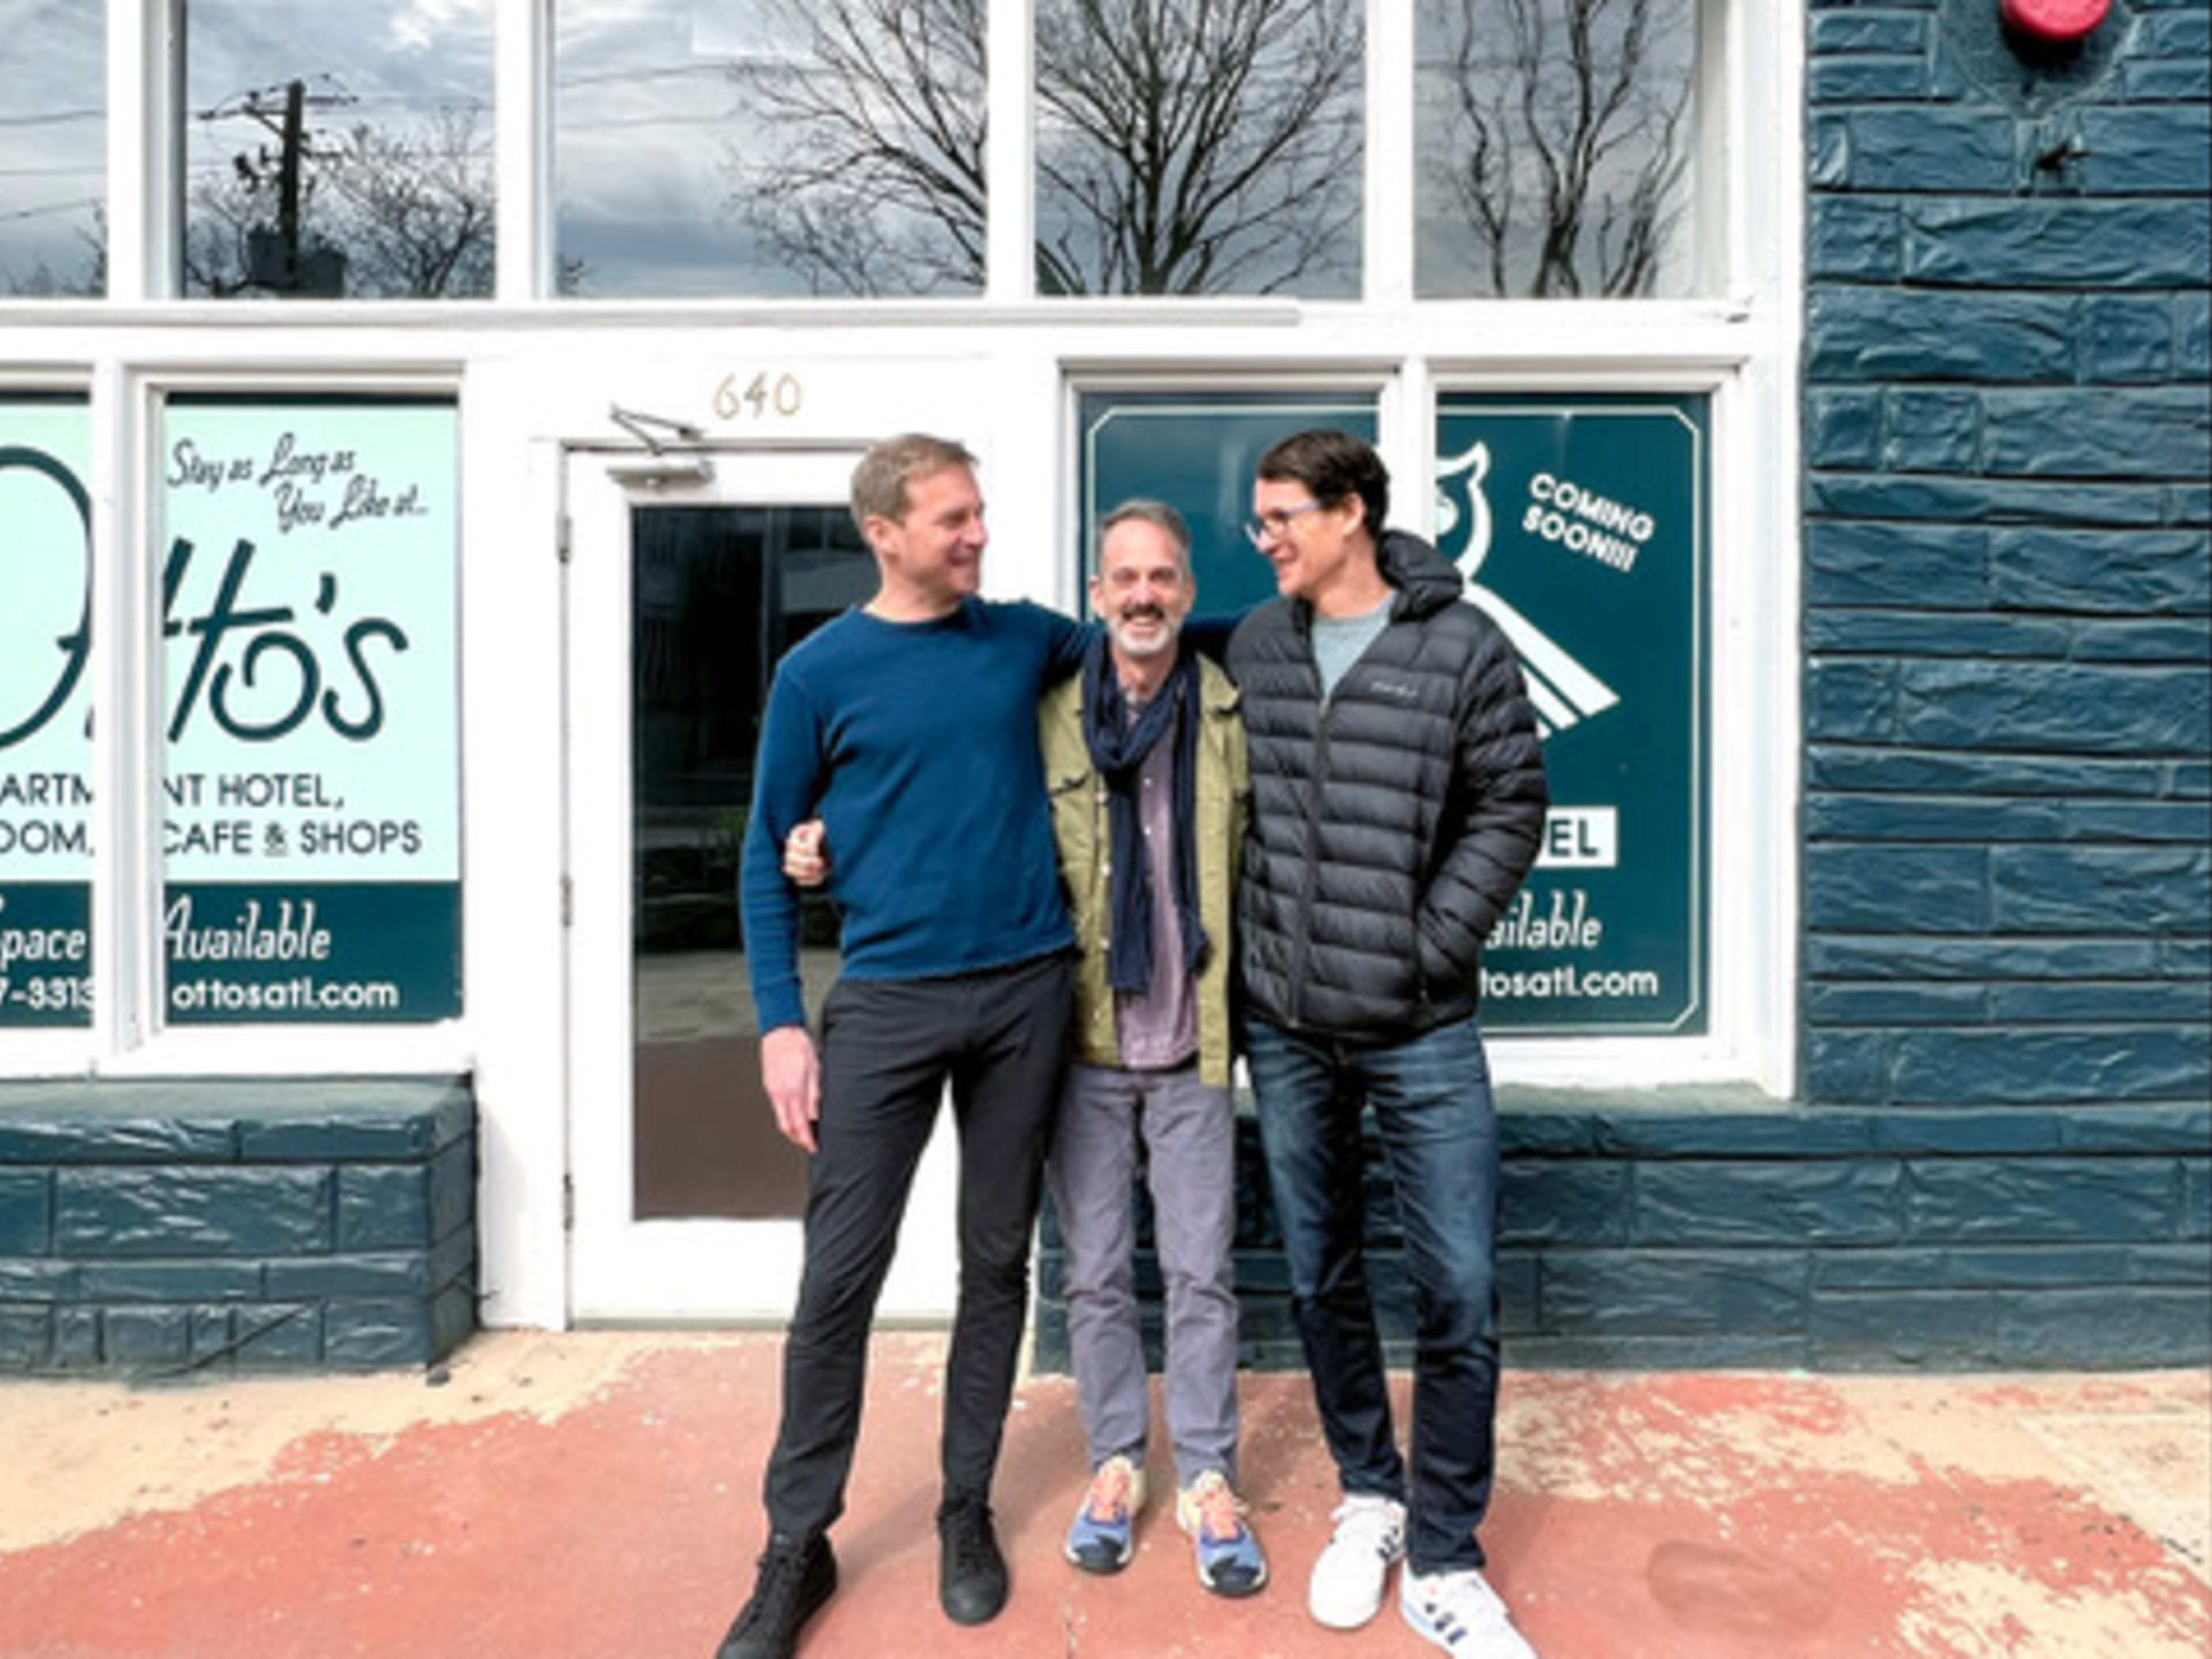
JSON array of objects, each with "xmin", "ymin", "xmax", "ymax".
[{"xmin": 1243, "ymin": 501, "xmax": 1326, "ymax": 548}]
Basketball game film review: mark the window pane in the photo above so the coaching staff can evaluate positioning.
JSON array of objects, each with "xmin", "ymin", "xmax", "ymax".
[
  {"xmin": 0, "ymin": 397, "xmax": 94, "ymax": 1027},
  {"xmin": 181, "ymin": 0, "xmax": 495, "ymax": 299},
  {"xmin": 556, "ymin": 1, "xmax": 985, "ymax": 298},
  {"xmin": 1416, "ymin": 0, "xmax": 1698, "ymax": 298},
  {"xmin": 0, "ymin": 2, "xmax": 104, "ymax": 297},
  {"xmin": 630, "ymin": 504, "xmax": 873, "ymax": 1220},
  {"xmin": 1436, "ymin": 393, "xmax": 1708, "ymax": 1032},
  {"xmin": 160, "ymin": 397, "xmax": 461, "ymax": 1022},
  {"xmin": 1036, "ymin": 1, "xmax": 1363, "ymax": 297}
]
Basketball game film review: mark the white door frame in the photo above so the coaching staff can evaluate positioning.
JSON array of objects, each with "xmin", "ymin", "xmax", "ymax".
[{"xmin": 562, "ymin": 445, "xmax": 963, "ymax": 1323}]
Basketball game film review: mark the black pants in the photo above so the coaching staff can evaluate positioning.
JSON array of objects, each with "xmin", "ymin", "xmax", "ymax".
[{"xmin": 762, "ymin": 952, "xmax": 1074, "ymax": 1541}]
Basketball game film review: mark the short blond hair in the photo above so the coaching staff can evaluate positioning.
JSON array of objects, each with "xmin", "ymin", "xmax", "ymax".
[{"xmin": 850, "ymin": 433, "xmax": 979, "ymax": 533}]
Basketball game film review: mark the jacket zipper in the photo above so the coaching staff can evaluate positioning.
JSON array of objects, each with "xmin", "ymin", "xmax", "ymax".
[{"xmin": 1288, "ymin": 654, "xmax": 1331, "ymax": 1028}]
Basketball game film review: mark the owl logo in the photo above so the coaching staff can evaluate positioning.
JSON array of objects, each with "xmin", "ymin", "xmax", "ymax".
[{"xmin": 1436, "ymin": 438, "xmax": 1619, "ymax": 740}]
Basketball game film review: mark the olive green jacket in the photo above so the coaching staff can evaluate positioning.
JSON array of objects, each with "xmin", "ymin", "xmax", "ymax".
[{"xmin": 1040, "ymin": 653, "xmax": 1248, "ymax": 1087}]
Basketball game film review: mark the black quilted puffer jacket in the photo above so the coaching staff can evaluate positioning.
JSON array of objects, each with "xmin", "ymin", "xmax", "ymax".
[{"xmin": 1226, "ymin": 529, "xmax": 1549, "ymax": 1043}]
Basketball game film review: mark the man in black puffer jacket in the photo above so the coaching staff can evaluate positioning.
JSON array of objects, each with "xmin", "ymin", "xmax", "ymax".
[{"xmin": 1227, "ymin": 430, "xmax": 1547, "ymax": 1659}]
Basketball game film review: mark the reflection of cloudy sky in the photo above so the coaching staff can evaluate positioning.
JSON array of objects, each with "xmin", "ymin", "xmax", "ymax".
[
  {"xmin": 174, "ymin": 0, "xmax": 493, "ymax": 290},
  {"xmin": 0, "ymin": 1, "xmax": 104, "ymax": 289},
  {"xmin": 554, "ymin": 0, "xmax": 802, "ymax": 297},
  {"xmin": 181, "ymin": 0, "xmax": 494, "ymax": 194}
]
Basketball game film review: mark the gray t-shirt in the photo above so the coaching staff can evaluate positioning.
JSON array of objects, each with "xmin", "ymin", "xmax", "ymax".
[{"xmin": 1311, "ymin": 594, "xmax": 1393, "ymax": 698}]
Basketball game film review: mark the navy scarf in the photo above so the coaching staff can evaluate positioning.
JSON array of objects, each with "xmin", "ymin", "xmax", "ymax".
[{"xmin": 1081, "ymin": 639, "xmax": 1207, "ymax": 994}]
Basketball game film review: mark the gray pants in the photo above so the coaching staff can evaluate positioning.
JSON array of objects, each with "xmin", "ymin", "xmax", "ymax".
[{"xmin": 1046, "ymin": 1060, "xmax": 1241, "ymax": 1490}]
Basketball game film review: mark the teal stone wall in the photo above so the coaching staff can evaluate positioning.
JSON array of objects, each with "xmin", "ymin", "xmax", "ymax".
[
  {"xmin": 1802, "ymin": 0, "xmax": 2208, "ymax": 1134},
  {"xmin": 0, "ymin": 1078, "xmax": 475, "ymax": 1374}
]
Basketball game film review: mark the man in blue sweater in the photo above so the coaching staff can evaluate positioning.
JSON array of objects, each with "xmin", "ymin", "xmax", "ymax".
[{"xmin": 718, "ymin": 433, "xmax": 1088, "ymax": 1659}]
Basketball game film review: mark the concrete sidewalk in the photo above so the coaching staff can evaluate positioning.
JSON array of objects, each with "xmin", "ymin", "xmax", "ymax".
[{"xmin": 1, "ymin": 1332, "xmax": 2205, "ymax": 1659}]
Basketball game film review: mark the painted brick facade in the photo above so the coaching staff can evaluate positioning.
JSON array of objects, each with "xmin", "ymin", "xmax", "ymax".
[
  {"xmin": 0, "ymin": 1078, "xmax": 476, "ymax": 1374},
  {"xmin": 1803, "ymin": 1, "xmax": 2209, "ymax": 1125}
]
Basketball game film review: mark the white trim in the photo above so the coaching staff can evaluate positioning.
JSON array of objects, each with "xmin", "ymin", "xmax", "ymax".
[
  {"xmin": 1365, "ymin": 0, "xmax": 1415, "ymax": 308},
  {"xmin": 495, "ymin": 0, "xmax": 550, "ymax": 302},
  {"xmin": 986, "ymin": 0, "xmax": 1035, "ymax": 304}
]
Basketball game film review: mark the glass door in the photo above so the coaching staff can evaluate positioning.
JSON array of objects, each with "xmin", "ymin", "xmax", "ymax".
[{"xmin": 565, "ymin": 448, "xmax": 963, "ymax": 1320}]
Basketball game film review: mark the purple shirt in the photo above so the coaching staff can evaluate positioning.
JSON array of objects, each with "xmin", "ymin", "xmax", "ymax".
[{"xmin": 1113, "ymin": 718, "xmax": 1199, "ymax": 1069}]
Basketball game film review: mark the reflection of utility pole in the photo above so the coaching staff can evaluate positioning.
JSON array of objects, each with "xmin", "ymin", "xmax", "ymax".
[
  {"xmin": 200, "ymin": 75, "xmax": 353, "ymax": 296},
  {"xmin": 276, "ymin": 78, "xmax": 305, "ymax": 281}
]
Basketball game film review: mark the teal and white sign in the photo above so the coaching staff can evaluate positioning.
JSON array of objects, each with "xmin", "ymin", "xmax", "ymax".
[
  {"xmin": 1437, "ymin": 395, "xmax": 1707, "ymax": 1033},
  {"xmin": 161, "ymin": 397, "xmax": 461, "ymax": 1022},
  {"xmin": 1077, "ymin": 389, "xmax": 1707, "ymax": 1035},
  {"xmin": 0, "ymin": 399, "xmax": 94, "ymax": 1026}
]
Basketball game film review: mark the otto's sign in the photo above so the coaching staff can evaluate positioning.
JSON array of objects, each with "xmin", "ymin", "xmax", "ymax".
[{"xmin": 0, "ymin": 397, "xmax": 462, "ymax": 1026}]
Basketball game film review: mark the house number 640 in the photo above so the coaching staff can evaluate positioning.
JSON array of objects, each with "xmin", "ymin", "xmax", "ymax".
[{"xmin": 714, "ymin": 372, "xmax": 803, "ymax": 421}]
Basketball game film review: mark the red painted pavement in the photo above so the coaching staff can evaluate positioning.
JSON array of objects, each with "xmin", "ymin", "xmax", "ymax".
[{"xmin": 1, "ymin": 1336, "xmax": 2204, "ymax": 1658}]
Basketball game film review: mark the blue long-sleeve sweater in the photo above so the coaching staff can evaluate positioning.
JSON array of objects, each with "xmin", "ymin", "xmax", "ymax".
[{"xmin": 740, "ymin": 597, "xmax": 1089, "ymax": 1033}]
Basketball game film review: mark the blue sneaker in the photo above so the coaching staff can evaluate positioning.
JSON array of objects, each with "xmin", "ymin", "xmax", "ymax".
[
  {"xmin": 1177, "ymin": 1469, "xmax": 1268, "ymax": 1598},
  {"xmin": 1065, "ymin": 1453, "xmax": 1145, "ymax": 1574}
]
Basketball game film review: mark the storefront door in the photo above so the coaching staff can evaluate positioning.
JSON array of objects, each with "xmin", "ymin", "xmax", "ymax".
[{"xmin": 563, "ymin": 448, "xmax": 962, "ymax": 1320}]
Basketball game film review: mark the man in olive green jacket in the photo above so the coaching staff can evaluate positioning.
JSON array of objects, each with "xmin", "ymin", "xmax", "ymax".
[{"xmin": 1040, "ymin": 500, "xmax": 1264, "ymax": 1600}]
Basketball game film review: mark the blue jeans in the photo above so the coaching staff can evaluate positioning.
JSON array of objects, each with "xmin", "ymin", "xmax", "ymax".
[{"xmin": 1246, "ymin": 1015, "xmax": 1502, "ymax": 1573}]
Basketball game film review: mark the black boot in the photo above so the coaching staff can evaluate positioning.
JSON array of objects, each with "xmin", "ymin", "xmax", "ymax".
[
  {"xmin": 936, "ymin": 1493, "xmax": 1009, "ymax": 1625},
  {"xmin": 715, "ymin": 1533, "xmax": 836, "ymax": 1659}
]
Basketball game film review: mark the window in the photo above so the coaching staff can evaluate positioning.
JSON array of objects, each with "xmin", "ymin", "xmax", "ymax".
[
  {"xmin": 1078, "ymin": 385, "xmax": 1717, "ymax": 1040},
  {"xmin": 1434, "ymin": 393, "xmax": 1708, "ymax": 1032},
  {"xmin": 0, "ymin": 2, "xmax": 103, "ymax": 297},
  {"xmin": 1414, "ymin": 0, "xmax": 1701, "ymax": 298},
  {"xmin": 1035, "ymin": 1, "xmax": 1363, "ymax": 296},
  {"xmin": 181, "ymin": 0, "xmax": 495, "ymax": 298},
  {"xmin": 0, "ymin": 395, "xmax": 93, "ymax": 1025},
  {"xmin": 159, "ymin": 395, "xmax": 461, "ymax": 1022},
  {"xmin": 555, "ymin": 0, "xmax": 986, "ymax": 297}
]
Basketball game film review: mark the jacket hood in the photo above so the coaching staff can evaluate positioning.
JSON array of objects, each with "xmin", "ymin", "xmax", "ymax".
[{"xmin": 1379, "ymin": 529, "xmax": 1467, "ymax": 619}]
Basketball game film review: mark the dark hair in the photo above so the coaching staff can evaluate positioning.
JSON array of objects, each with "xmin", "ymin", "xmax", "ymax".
[{"xmin": 1256, "ymin": 429, "xmax": 1389, "ymax": 536}]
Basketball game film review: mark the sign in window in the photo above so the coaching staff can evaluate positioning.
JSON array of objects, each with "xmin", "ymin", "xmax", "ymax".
[
  {"xmin": 1438, "ymin": 394, "xmax": 1708, "ymax": 1033},
  {"xmin": 0, "ymin": 399, "xmax": 93, "ymax": 1026},
  {"xmin": 1077, "ymin": 387, "xmax": 1708, "ymax": 1037},
  {"xmin": 161, "ymin": 396, "xmax": 462, "ymax": 1022}
]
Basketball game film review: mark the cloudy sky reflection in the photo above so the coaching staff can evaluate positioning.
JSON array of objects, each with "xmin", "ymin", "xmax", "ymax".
[
  {"xmin": 181, "ymin": 0, "xmax": 494, "ymax": 295},
  {"xmin": 0, "ymin": 1, "xmax": 104, "ymax": 294},
  {"xmin": 554, "ymin": 0, "xmax": 812, "ymax": 297}
]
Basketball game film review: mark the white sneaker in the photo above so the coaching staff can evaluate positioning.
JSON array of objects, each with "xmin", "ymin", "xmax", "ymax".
[
  {"xmin": 1400, "ymin": 1564, "xmax": 1539, "ymax": 1657},
  {"xmin": 1306, "ymin": 1492, "xmax": 1407, "ymax": 1628}
]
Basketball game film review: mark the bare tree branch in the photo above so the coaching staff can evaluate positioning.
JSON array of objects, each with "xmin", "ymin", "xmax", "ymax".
[
  {"xmin": 719, "ymin": 0, "xmax": 1361, "ymax": 297},
  {"xmin": 721, "ymin": 0, "xmax": 988, "ymax": 297},
  {"xmin": 1036, "ymin": 0, "xmax": 1362, "ymax": 295},
  {"xmin": 1427, "ymin": 0, "xmax": 1691, "ymax": 298}
]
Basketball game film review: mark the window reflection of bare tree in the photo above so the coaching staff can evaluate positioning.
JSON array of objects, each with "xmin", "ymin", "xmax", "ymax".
[
  {"xmin": 321, "ymin": 109, "xmax": 497, "ymax": 297},
  {"xmin": 183, "ymin": 96, "xmax": 497, "ymax": 298},
  {"xmin": 720, "ymin": 0, "xmax": 988, "ymax": 297},
  {"xmin": 2, "ymin": 206, "xmax": 105, "ymax": 298},
  {"xmin": 721, "ymin": 0, "xmax": 1363, "ymax": 298},
  {"xmin": 1427, "ymin": 0, "xmax": 1691, "ymax": 297}
]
